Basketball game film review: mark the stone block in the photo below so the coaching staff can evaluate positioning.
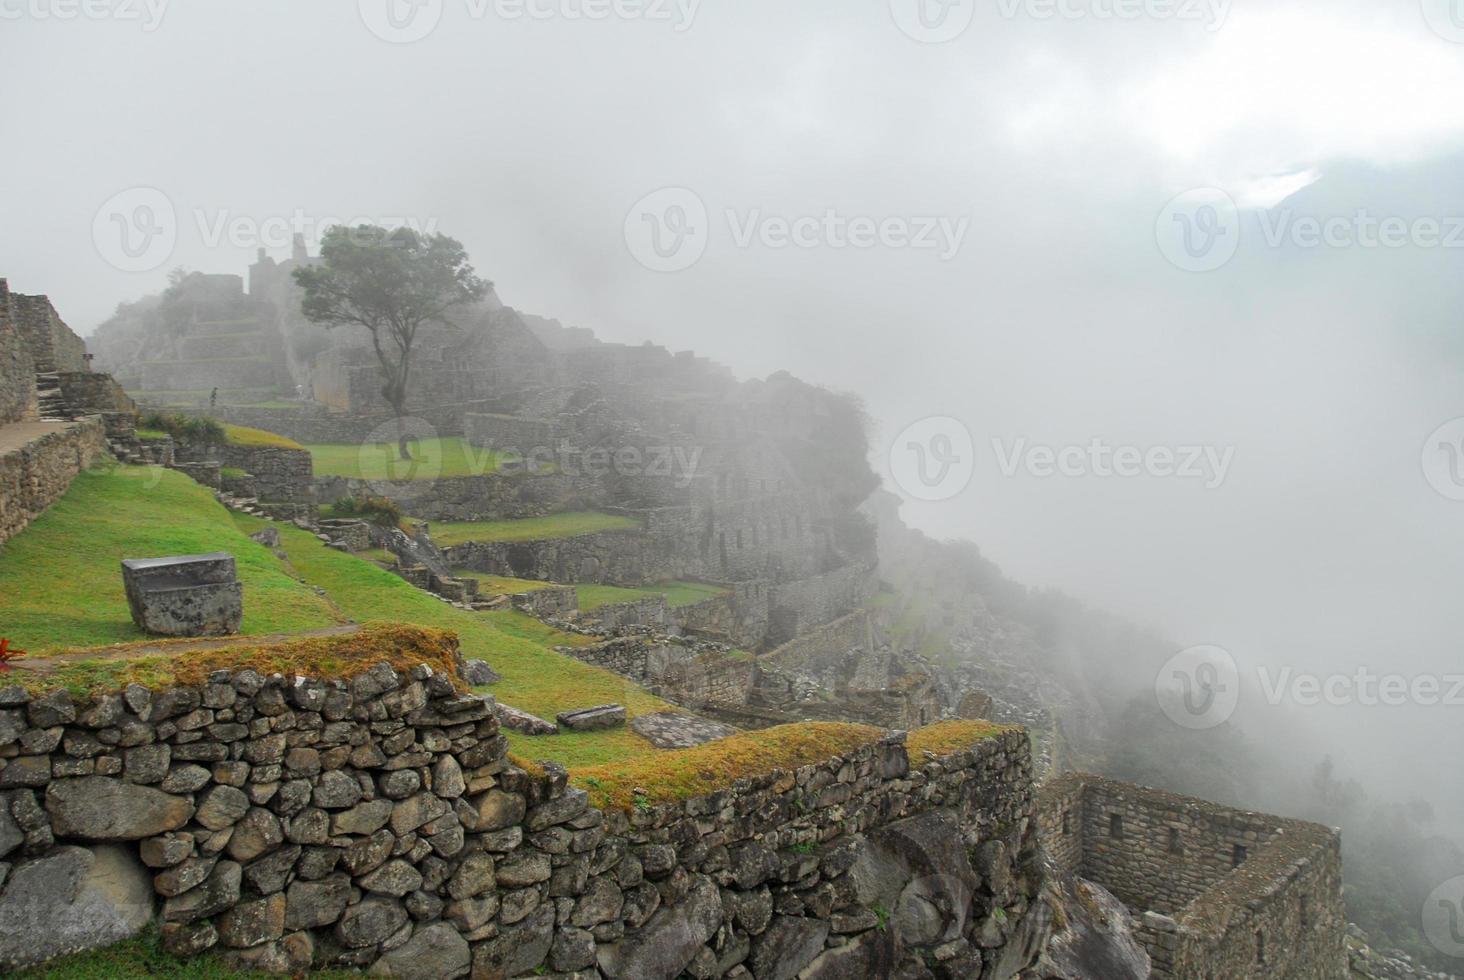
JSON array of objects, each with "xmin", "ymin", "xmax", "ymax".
[
  {"xmin": 555, "ymin": 704, "xmax": 626, "ymax": 732},
  {"xmin": 121, "ymin": 553, "xmax": 243, "ymax": 637}
]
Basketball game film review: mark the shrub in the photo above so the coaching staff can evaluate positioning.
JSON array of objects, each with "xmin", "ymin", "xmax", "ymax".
[
  {"xmin": 326, "ymin": 495, "xmax": 404, "ymax": 529},
  {"xmin": 136, "ymin": 412, "xmax": 225, "ymax": 447}
]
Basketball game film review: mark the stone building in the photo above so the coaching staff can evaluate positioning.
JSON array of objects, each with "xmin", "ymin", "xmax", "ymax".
[{"xmin": 1037, "ymin": 772, "xmax": 1346, "ymax": 979}]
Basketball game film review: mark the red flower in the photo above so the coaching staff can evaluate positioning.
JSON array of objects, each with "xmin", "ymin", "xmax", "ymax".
[{"xmin": 0, "ymin": 639, "xmax": 26, "ymax": 670}]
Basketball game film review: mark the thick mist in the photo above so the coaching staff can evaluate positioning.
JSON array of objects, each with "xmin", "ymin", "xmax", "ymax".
[{"xmin": 3, "ymin": 0, "xmax": 1463, "ymax": 844}]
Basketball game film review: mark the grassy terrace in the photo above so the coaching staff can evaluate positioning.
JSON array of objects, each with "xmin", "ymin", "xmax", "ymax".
[
  {"xmin": 427, "ymin": 510, "xmax": 639, "ymax": 546},
  {"xmin": 449, "ymin": 573, "xmax": 728, "ymax": 611},
  {"xmin": 0, "ymin": 464, "xmax": 670, "ymax": 767},
  {"xmin": 0, "ymin": 467, "xmax": 342, "ymax": 652},
  {"xmin": 576, "ymin": 580, "xmax": 728, "ymax": 610},
  {"xmin": 574, "ymin": 719, "xmax": 1012, "ymax": 812},
  {"xmin": 305, "ymin": 436, "xmax": 513, "ymax": 481}
]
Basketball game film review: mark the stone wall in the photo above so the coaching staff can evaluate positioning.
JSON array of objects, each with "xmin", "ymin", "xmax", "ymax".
[
  {"xmin": 444, "ymin": 528, "xmax": 699, "ymax": 587},
  {"xmin": 0, "ymin": 642, "xmax": 1048, "ymax": 978},
  {"xmin": 766, "ymin": 563, "xmax": 879, "ymax": 647},
  {"xmin": 574, "ymin": 595, "xmax": 671, "ymax": 632},
  {"xmin": 565, "ymin": 635, "xmax": 757, "ymax": 711},
  {"xmin": 672, "ymin": 580, "xmax": 770, "ymax": 650},
  {"xmin": 176, "ymin": 443, "xmax": 314, "ymax": 504},
  {"xmin": 0, "ymin": 280, "xmax": 37, "ymax": 425},
  {"xmin": 57, "ymin": 372, "xmax": 137, "ymax": 415},
  {"xmin": 0, "ymin": 417, "xmax": 108, "ymax": 549},
  {"xmin": 463, "ymin": 412, "xmax": 559, "ymax": 451},
  {"xmin": 317, "ymin": 471, "xmax": 600, "ymax": 522},
  {"xmin": 1036, "ymin": 773, "xmax": 1346, "ymax": 980},
  {"xmin": 186, "ymin": 403, "xmax": 511, "ymax": 446},
  {"xmin": 8, "ymin": 290, "xmax": 87, "ymax": 373}
]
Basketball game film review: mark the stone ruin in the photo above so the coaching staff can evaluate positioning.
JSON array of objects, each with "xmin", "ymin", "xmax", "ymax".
[
  {"xmin": 121, "ymin": 553, "xmax": 244, "ymax": 637},
  {"xmin": 1037, "ymin": 772, "xmax": 1346, "ymax": 979}
]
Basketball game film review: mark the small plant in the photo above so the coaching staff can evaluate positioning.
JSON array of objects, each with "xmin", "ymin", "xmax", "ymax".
[
  {"xmin": 789, "ymin": 841, "xmax": 816, "ymax": 855},
  {"xmin": 632, "ymin": 793, "xmax": 653, "ymax": 814},
  {"xmin": 872, "ymin": 904, "xmax": 891, "ymax": 932},
  {"xmin": 0, "ymin": 638, "xmax": 27, "ymax": 671},
  {"xmin": 325, "ymin": 495, "xmax": 404, "ymax": 529},
  {"xmin": 137, "ymin": 411, "xmax": 224, "ymax": 447}
]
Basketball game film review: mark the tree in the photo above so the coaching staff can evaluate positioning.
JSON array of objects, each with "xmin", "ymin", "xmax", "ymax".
[{"xmin": 293, "ymin": 225, "xmax": 489, "ymax": 458}]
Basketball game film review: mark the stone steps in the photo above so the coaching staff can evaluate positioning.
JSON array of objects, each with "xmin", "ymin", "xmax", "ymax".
[{"xmin": 35, "ymin": 372, "xmax": 73, "ymax": 421}]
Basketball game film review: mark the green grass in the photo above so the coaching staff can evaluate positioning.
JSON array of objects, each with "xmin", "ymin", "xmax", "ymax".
[
  {"xmin": 221, "ymin": 424, "xmax": 303, "ymax": 451},
  {"xmin": 305, "ymin": 437, "xmax": 513, "ymax": 481},
  {"xmin": 135, "ymin": 429, "xmax": 171, "ymax": 442},
  {"xmin": 230, "ymin": 514, "xmax": 670, "ymax": 768},
  {"xmin": 0, "ymin": 466, "xmax": 341, "ymax": 652},
  {"xmin": 452, "ymin": 572, "xmax": 555, "ymax": 595},
  {"xmin": 429, "ymin": 511, "xmax": 640, "ymax": 547}
]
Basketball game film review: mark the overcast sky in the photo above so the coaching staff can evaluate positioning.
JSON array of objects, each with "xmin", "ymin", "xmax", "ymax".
[{"xmin": 4, "ymin": 0, "xmax": 1464, "ymax": 824}]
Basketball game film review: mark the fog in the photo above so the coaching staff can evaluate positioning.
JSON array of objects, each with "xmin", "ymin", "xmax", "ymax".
[{"xmin": 4, "ymin": 0, "xmax": 1463, "ymax": 837}]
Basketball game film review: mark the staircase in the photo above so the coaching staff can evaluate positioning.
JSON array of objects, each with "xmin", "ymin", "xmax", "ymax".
[{"xmin": 34, "ymin": 371, "xmax": 73, "ymax": 421}]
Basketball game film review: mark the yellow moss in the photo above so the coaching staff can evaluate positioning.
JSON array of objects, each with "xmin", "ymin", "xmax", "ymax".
[
  {"xmin": 222, "ymin": 423, "xmax": 305, "ymax": 451},
  {"xmin": 904, "ymin": 719, "xmax": 1013, "ymax": 759},
  {"xmin": 20, "ymin": 624, "xmax": 462, "ymax": 697},
  {"xmin": 572, "ymin": 722, "xmax": 884, "ymax": 812}
]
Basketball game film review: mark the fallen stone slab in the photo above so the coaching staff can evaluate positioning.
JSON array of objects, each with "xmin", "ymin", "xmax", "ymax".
[
  {"xmin": 556, "ymin": 704, "xmax": 626, "ymax": 732},
  {"xmin": 495, "ymin": 703, "xmax": 558, "ymax": 736},
  {"xmin": 630, "ymin": 711, "xmax": 737, "ymax": 749}
]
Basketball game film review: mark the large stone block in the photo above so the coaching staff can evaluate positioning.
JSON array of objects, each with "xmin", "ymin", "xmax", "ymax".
[
  {"xmin": 121, "ymin": 553, "xmax": 243, "ymax": 637},
  {"xmin": 0, "ymin": 844, "xmax": 154, "ymax": 970}
]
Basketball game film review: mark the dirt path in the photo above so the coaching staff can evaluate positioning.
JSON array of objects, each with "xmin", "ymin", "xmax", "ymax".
[{"xmin": 12, "ymin": 623, "xmax": 361, "ymax": 673}]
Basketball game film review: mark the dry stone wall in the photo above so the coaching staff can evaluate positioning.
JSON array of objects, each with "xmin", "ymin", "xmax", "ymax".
[
  {"xmin": 0, "ymin": 417, "xmax": 108, "ymax": 549},
  {"xmin": 0, "ymin": 654, "xmax": 1048, "ymax": 979},
  {"xmin": 0, "ymin": 281, "xmax": 37, "ymax": 425}
]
